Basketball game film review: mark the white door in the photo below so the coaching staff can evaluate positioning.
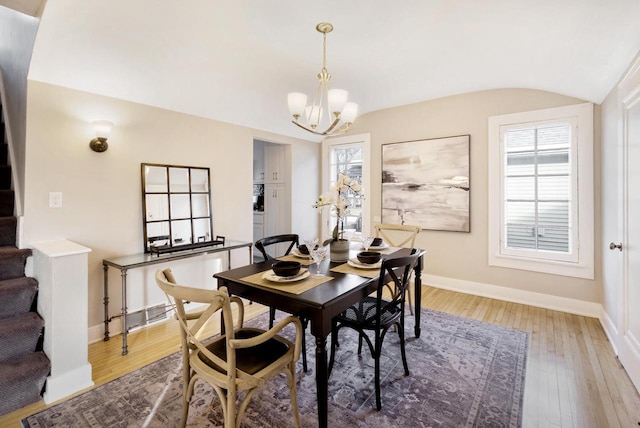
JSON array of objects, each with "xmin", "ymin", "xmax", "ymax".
[{"xmin": 619, "ymin": 64, "xmax": 640, "ymax": 391}]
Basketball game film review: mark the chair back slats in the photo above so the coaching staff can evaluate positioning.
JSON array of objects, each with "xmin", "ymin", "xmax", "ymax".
[
  {"xmin": 254, "ymin": 234, "xmax": 299, "ymax": 260},
  {"xmin": 373, "ymin": 249, "xmax": 423, "ymax": 325},
  {"xmin": 375, "ymin": 224, "xmax": 421, "ymax": 248}
]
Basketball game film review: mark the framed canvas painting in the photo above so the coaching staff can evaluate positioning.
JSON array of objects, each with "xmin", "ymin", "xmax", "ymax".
[{"xmin": 381, "ymin": 135, "xmax": 470, "ymax": 232}]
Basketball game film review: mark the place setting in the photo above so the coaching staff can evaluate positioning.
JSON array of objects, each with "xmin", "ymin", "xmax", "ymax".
[
  {"xmin": 331, "ymin": 237, "xmax": 385, "ymax": 278},
  {"xmin": 242, "ymin": 238, "xmax": 334, "ymax": 294}
]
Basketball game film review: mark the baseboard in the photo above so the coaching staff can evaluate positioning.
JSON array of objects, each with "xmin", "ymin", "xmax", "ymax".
[
  {"xmin": 43, "ymin": 363, "xmax": 94, "ymax": 404},
  {"xmin": 88, "ymin": 318, "xmax": 122, "ymax": 345},
  {"xmin": 620, "ymin": 332, "xmax": 640, "ymax": 393},
  {"xmin": 599, "ymin": 309, "xmax": 620, "ymax": 355},
  {"xmin": 88, "ymin": 315, "xmax": 174, "ymax": 345},
  {"xmin": 423, "ymin": 274, "xmax": 602, "ymax": 318}
]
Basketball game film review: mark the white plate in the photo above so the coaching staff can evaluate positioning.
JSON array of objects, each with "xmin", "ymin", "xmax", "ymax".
[
  {"xmin": 262, "ymin": 268, "xmax": 310, "ymax": 283},
  {"xmin": 292, "ymin": 248, "xmax": 311, "ymax": 259},
  {"xmin": 347, "ymin": 258, "xmax": 382, "ymax": 270}
]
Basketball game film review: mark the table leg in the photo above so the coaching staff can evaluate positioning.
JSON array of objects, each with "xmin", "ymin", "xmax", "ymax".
[
  {"xmin": 121, "ymin": 269, "xmax": 129, "ymax": 355},
  {"xmin": 315, "ymin": 335, "xmax": 328, "ymax": 428},
  {"xmin": 414, "ymin": 256, "xmax": 422, "ymax": 338},
  {"xmin": 103, "ymin": 264, "xmax": 110, "ymax": 341}
]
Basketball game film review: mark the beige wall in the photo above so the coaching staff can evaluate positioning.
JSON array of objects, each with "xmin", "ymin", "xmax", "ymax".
[
  {"xmin": 23, "ymin": 81, "xmax": 318, "ymax": 333},
  {"xmin": 347, "ymin": 88, "xmax": 602, "ymax": 303}
]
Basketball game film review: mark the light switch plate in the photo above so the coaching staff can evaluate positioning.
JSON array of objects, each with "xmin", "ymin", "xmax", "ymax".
[{"xmin": 49, "ymin": 192, "xmax": 62, "ymax": 208}]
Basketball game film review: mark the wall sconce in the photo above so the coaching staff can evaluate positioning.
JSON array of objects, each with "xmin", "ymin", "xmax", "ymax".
[{"xmin": 89, "ymin": 120, "xmax": 113, "ymax": 152}]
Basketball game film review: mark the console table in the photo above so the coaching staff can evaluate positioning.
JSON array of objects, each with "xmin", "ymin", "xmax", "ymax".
[{"xmin": 102, "ymin": 239, "xmax": 252, "ymax": 355}]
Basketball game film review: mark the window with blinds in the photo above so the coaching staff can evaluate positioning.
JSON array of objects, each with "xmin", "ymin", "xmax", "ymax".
[
  {"xmin": 488, "ymin": 103, "xmax": 593, "ymax": 279},
  {"xmin": 503, "ymin": 123, "xmax": 573, "ymax": 254}
]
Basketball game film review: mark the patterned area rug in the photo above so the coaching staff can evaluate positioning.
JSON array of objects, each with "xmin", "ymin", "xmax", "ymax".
[{"xmin": 22, "ymin": 308, "xmax": 528, "ymax": 427}]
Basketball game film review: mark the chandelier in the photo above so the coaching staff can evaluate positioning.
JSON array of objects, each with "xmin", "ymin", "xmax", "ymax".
[{"xmin": 287, "ymin": 23, "xmax": 358, "ymax": 136}]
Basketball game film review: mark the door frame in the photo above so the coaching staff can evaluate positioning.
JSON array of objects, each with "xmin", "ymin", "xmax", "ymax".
[{"xmin": 617, "ymin": 54, "xmax": 640, "ymax": 392}]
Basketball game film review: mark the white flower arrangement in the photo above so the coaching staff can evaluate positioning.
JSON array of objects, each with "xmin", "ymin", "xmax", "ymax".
[{"xmin": 313, "ymin": 173, "xmax": 364, "ymax": 242}]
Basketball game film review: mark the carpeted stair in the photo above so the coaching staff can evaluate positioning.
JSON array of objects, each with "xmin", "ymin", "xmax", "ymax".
[{"xmin": 0, "ymin": 97, "xmax": 50, "ymax": 416}]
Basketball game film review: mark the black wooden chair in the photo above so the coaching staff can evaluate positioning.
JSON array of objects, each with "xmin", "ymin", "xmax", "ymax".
[
  {"xmin": 254, "ymin": 234, "xmax": 309, "ymax": 372},
  {"xmin": 328, "ymin": 248, "xmax": 424, "ymax": 410},
  {"xmin": 254, "ymin": 234, "xmax": 299, "ymax": 262}
]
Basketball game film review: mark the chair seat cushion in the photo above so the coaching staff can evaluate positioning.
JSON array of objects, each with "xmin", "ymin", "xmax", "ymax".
[
  {"xmin": 199, "ymin": 328, "xmax": 290, "ymax": 375},
  {"xmin": 338, "ymin": 297, "xmax": 401, "ymax": 328}
]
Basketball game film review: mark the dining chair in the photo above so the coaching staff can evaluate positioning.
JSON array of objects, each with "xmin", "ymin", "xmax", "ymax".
[
  {"xmin": 254, "ymin": 234, "xmax": 299, "ymax": 262},
  {"xmin": 155, "ymin": 268, "xmax": 302, "ymax": 428},
  {"xmin": 254, "ymin": 234, "xmax": 309, "ymax": 372},
  {"xmin": 327, "ymin": 249, "xmax": 424, "ymax": 410},
  {"xmin": 374, "ymin": 223, "xmax": 421, "ymax": 314}
]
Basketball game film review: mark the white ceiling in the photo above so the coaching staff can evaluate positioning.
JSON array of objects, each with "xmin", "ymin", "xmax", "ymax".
[{"xmin": 24, "ymin": 0, "xmax": 640, "ymax": 141}]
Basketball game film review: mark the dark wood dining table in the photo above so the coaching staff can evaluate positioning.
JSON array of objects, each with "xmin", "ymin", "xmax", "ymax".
[{"xmin": 213, "ymin": 246, "xmax": 424, "ymax": 428}]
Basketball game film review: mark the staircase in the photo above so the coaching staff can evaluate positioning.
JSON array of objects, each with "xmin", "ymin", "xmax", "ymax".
[{"xmin": 0, "ymin": 99, "xmax": 50, "ymax": 416}]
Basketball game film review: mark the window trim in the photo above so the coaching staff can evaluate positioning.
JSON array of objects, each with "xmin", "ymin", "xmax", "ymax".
[
  {"xmin": 488, "ymin": 103, "xmax": 594, "ymax": 279},
  {"xmin": 321, "ymin": 133, "xmax": 371, "ymax": 240}
]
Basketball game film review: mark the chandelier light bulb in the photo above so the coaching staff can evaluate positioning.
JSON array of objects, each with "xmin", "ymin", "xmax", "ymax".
[
  {"xmin": 288, "ymin": 92, "xmax": 307, "ymax": 119},
  {"xmin": 328, "ymin": 89, "xmax": 348, "ymax": 117},
  {"xmin": 341, "ymin": 102, "xmax": 358, "ymax": 124}
]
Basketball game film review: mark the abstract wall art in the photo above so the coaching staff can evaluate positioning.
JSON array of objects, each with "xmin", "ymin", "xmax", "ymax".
[{"xmin": 381, "ymin": 135, "xmax": 470, "ymax": 232}]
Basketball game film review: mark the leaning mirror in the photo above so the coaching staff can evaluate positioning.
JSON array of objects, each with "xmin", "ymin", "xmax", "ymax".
[{"xmin": 141, "ymin": 163, "xmax": 221, "ymax": 254}]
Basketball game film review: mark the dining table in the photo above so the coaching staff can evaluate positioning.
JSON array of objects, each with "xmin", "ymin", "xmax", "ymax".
[{"xmin": 213, "ymin": 244, "xmax": 424, "ymax": 428}]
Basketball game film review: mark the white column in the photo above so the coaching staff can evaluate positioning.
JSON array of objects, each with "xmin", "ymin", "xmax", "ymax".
[{"xmin": 31, "ymin": 240, "xmax": 93, "ymax": 404}]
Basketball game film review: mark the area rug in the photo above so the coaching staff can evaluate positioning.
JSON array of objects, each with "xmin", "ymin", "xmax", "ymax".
[{"xmin": 22, "ymin": 308, "xmax": 528, "ymax": 427}]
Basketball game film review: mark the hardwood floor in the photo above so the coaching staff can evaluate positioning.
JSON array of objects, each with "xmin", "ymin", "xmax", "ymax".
[{"xmin": 1, "ymin": 287, "xmax": 639, "ymax": 427}]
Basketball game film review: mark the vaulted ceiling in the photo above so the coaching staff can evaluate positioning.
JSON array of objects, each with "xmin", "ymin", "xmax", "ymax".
[{"xmin": 8, "ymin": 1, "xmax": 640, "ymax": 141}]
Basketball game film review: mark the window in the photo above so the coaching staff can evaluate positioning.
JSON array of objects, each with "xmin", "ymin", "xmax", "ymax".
[
  {"xmin": 322, "ymin": 133, "xmax": 371, "ymax": 239},
  {"xmin": 488, "ymin": 103, "xmax": 594, "ymax": 279}
]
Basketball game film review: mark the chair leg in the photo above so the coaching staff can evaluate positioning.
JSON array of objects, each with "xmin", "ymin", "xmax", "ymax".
[
  {"xmin": 398, "ymin": 321, "xmax": 409, "ymax": 376},
  {"xmin": 328, "ymin": 320, "xmax": 338, "ymax": 376},
  {"xmin": 269, "ymin": 307, "xmax": 276, "ymax": 328},
  {"xmin": 288, "ymin": 361, "xmax": 302, "ymax": 428},
  {"xmin": 300, "ymin": 317, "xmax": 308, "ymax": 372},
  {"xmin": 374, "ymin": 348, "xmax": 382, "ymax": 411}
]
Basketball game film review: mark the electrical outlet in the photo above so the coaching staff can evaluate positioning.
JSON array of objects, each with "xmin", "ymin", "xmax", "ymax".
[{"xmin": 49, "ymin": 192, "xmax": 63, "ymax": 208}]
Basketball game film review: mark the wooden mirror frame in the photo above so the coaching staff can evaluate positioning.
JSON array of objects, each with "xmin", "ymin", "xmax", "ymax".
[{"xmin": 141, "ymin": 163, "xmax": 222, "ymax": 254}]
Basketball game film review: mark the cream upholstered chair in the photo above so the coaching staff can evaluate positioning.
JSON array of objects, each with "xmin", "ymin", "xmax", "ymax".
[
  {"xmin": 374, "ymin": 223, "xmax": 421, "ymax": 314},
  {"xmin": 155, "ymin": 268, "xmax": 302, "ymax": 428}
]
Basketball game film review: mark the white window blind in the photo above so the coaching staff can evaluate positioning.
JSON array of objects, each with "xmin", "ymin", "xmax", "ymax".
[
  {"xmin": 503, "ymin": 123, "xmax": 573, "ymax": 254},
  {"xmin": 488, "ymin": 103, "xmax": 594, "ymax": 279}
]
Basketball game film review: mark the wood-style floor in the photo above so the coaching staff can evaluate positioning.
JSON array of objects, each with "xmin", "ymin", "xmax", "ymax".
[{"xmin": 1, "ymin": 286, "xmax": 639, "ymax": 427}]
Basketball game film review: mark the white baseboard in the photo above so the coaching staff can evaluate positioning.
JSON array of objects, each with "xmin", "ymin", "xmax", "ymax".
[
  {"xmin": 423, "ymin": 274, "xmax": 602, "ymax": 318},
  {"xmin": 599, "ymin": 309, "xmax": 620, "ymax": 355},
  {"xmin": 88, "ymin": 318, "xmax": 122, "ymax": 345},
  {"xmin": 44, "ymin": 363, "xmax": 94, "ymax": 404},
  {"xmin": 620, "ymin": 332, "xmax": 640, "ymax": 393}
]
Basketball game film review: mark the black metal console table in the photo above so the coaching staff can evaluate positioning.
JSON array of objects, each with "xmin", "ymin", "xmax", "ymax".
[{"xmin": 102, "ymin": 239, "xmax": 252, "ymax": 355}]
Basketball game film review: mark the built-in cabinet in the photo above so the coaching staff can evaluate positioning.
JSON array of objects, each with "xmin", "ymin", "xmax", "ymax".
[
  {"xmin": 264, "ymin": 184, "xmax": 287, "ymax": 238},
  {"xmin": 253, "ymin": 140, "xmax": 291, "ymax": 249},
  {"xmin": 253, "ymin": 143, "xmax": 265, "ymax": 183},
  {"xmin": 264, "ymin": 143, "xmax": 286, "ymax": 184},
  {"xmin": 253, "ymin": 212, "xmax": 264, "ymax": 241}
]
